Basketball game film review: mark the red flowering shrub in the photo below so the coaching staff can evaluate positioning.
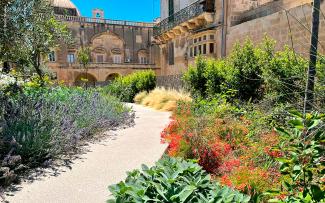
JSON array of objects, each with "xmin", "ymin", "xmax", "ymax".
[
  {"xmin": 195, "ymin": 138, "xmax": 233, "ymax": 173},
  {"xmin": 160, "ymin": 100, "xmax": 284, "ymax": 199},
  {"xmin": 160, "ymin": 118, "xmax": 182, "ymax": 156},
  {"xmin": 220, "ymin": 166, "xmax": 279, "ymax": 197}
]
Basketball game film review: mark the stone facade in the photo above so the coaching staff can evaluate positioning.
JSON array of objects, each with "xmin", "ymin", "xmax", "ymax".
[
  {"xmin": 154, "ymin": 0, "xmax": 325, "ymax": 76},
  {"xmin": 49, "ymin": 1, "xmax": 160, "ymax": 85},
  {"xmin": 51, "ymin": 0, "xmax": 325, "ymax": 84}
]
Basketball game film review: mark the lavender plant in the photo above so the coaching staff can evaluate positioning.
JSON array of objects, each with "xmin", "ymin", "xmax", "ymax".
[{"xmin": 0, "ymin": 86, "xmax": 133, "ymax": 167}]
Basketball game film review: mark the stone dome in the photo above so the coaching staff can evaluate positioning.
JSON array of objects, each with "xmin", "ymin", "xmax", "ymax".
[{"xmin": 52, "ymin": 0, "xmax": 80, "ymax": 16}]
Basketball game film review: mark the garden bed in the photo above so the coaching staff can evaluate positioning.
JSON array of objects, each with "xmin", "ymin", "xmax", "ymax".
[{"xmin": 0, "ymin": 85, "xmax": 134, "ymax": 188}]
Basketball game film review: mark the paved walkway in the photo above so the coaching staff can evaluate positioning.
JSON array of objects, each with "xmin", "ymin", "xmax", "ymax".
[{"xmin": 4, "ymin": 104, "xmax": 170, "ymax": 203}]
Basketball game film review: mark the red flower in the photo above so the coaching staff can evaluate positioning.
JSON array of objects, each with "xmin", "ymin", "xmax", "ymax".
[
  {"xmin": 219, "ymin": 159, "xmax": 240, "ymax": 173},
  {"xmin": 221, "ymin": 175, "xmax": 232, "ymax": 187}
]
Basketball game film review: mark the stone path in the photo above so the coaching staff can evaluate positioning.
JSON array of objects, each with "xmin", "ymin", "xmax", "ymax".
[{"xmin": 4, "ymin": 104, "xmax": 170, "ymax": 203}]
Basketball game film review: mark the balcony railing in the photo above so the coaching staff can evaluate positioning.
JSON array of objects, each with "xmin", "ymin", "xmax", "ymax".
[
  {"xmin": 55, "ymin": 15, "xmax": 155, "ymax": 28},
  {"xmin": 153, "ymin": 0, "xmax": 214, "ymax": 37}
]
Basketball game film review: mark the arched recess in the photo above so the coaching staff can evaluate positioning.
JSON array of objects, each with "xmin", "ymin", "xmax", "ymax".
[
  {"xmin": 90, "ymin": 31, "xmax": 125, "ymax": 63},
  {"xmin": 75, "ymin": 73, "xmax": 97, "ymax": 87},
  {"xmin": 106, "ymin": 73, "xmax": 120, "ymax": 82},
  {"xmin": 137, "ymin": 49, "xmax": 149, "ymax": 64}
]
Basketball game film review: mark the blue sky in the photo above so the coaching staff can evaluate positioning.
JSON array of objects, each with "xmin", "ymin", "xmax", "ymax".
[{"xmin": 71, "ymin": 0, "xmax": 160, "ymax": 22}]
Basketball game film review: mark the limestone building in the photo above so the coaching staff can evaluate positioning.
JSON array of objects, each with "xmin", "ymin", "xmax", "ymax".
[
  {"xmin": 50, "ymin": 0, "xmax": 325, "ymax": 84},
  {"xmin": 49, "ymin": 0, "xmax": 160, "ymax": 85},
  {"xmin": 154, "ymin": 0, "xmax": 325, "ymax": 75}
]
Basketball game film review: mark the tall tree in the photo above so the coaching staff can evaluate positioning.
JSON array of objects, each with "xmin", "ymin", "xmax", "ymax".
[{"xmin": 0, "ymin": 0, "xmax": 71, "ymax": 82}]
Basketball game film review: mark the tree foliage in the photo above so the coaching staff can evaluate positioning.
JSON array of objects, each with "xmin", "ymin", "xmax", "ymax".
[{"xmin": 0, "ymin": 0, "xmax": 71, "ymax": 81}]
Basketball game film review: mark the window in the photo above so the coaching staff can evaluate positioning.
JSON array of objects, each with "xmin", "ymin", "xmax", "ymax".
[
  {"xmin": 203, "ymin": 35, "xmax": 207, "ymax": 41},
  {"xmin": 194, "ymin": 38, "xmax": 197, "ymax": 43},
  {"xmin": 198, "ymin": 45, "xmax": 202, "ymax": 55},
  {"xmin": 198, "ymin": 37, "xmax": 202, "ymax": 42},
  {"xmin": 210, "ymin": 34, "xmax": 215, "ymax": 40},
  {"xmin": 96, "ymin": 13, "xmax": 101, "ymax": 18},
  {"xmin": 140, "ymin": 57, "xmax": 148, "ymax": 64},
  {"xmin": 48, "ymin": 51, "xmax": 56, "ymax": 62},
  {"xmin": 209, "ymin": 43, "xmax": 214, "ymax": 54},
  {"xmin": 67, "ymin": 53, "xmax": 75, "ymax": 63},
  {"xmin": 168, "ymin": 42, "xmax": 174, "ymax": 65},
  {"xmin": 97, "ymin": 54, "xmax": 104, "ymax": 63},
  {"xmin": 190, "ymin": 47, "xmax": 193, "ymax": 57},
  {"xmin": 203, "ymin": 44, "xmax": 207, "ymax": 55},
  {"xmin": 194, "ymin": 46, "xmax": 197, "ymax": 56},
  {"xmin": 113, "ymin": 55, "xmax": 122, "ymax": 64}
]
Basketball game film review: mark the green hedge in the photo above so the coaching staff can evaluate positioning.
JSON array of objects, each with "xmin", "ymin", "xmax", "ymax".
[
  {"xmin": 105, "ymin": 70, "xmax": 156, "ymax": 102},
  {"xmin": 183, "ymin": 38, "xmax": 309, "ymax": 103},
  {"xmin": 108, "ymin": 156, "xmax": 250, "ymax": 203}
]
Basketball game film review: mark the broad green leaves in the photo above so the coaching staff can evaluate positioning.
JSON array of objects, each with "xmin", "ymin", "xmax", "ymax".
[
  {"xmin": 270, "ymin": 112, "xmax": 325, "ymax": 202},
  {"xmin": 108, "ymin": 156, "xmax": 250, "ymax": 203}
]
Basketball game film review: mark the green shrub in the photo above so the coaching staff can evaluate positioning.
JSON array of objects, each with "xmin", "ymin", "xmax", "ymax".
[
  {"xmin": 108, "ymin": 156, "xmax": 250, "ymax": 203},
  {"xmin": 1, "ymin": 86, "xmax": 132, "ymax": 167},
  {"xmin": 104, "ymin": 70, "xmax": 156, "ymax": 102},
  {"xmin": 183, "ymin": 56, "xmax": 208, "ymax": 97},
  {"xmin": 182, "ymin": 37, "xmax": 323, "ymax": 106},
  {"xmin": 268, "ymin": 111, "xmax": 325, "ymax": 202},
  {"xmin": 183, "ymin": 40, "xmax": 263, "ymax": 101},
  {"xmin": 228, "ymin": 39, "xmax": 263, "ymax": 101},
  {"xmin": 259, "ymin": 39, "xmax": 307, "ymax": 104}
]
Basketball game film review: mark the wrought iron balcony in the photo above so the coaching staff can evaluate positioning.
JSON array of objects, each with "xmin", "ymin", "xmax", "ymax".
[{"xmin": 153, "ymin": 0, "xmax": 214, "ymax": 37}]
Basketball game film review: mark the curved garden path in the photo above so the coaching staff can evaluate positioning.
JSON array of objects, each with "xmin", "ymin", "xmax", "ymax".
[{"xmin": 4, "ymin": 104, "xmax": 170, "ymax": 203}]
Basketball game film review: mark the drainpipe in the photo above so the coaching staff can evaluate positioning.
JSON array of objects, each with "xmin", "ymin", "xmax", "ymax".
[{"xmin": 221, "ymin": 0, "xmax": 227, "ymax": 58}]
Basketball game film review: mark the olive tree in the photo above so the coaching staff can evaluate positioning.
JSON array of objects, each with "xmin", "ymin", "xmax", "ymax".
[{"xmin": 0, "ymin": 0, "xmax": 71, "ymax": 83}]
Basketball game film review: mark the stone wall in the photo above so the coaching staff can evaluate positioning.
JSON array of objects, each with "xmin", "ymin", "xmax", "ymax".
[
  {"xmin": 226, "ymin": 1, "xmax": 325, "ymax": 57},
  {"xmin": 156, "ymin": 74, "xmax": 185, "ymax": 90}
]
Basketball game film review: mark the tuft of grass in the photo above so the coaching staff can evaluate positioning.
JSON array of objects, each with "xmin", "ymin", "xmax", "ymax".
[
  {"xmin": 135, "ymin": 87, "xmax": 191, "ymax": 111},
  {"xmin": 134, "ymin": 91, "xmax": 148, "ymax": 104}
]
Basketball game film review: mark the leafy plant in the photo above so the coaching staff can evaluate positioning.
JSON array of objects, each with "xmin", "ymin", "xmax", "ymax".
[
  {"xmin": 108, "ymin": 156, "xmax": 250, "ymax": 203},
  {"xmin": 268, "ymin": 111, "xmax": 325, "ymax": 202},
  {"xmin": 227, "ymin": 39, "xmax": 263, "ymax": 101},
  {"xmin": 104, "ymin": 70, "xmax": 156, "ymax": 102},
  {"xmin": 183, "ymin": 56, "xmax": 208, "ymax": 98},
  {"xmin": 0, "ymin": 86, "xmax": 132, "ymax": 167}
]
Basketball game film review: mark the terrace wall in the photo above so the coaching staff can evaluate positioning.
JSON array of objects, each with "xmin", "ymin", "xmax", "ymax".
[{"xmin": 226, "ymin": 1, "xmax": 325, "ymax": 57}]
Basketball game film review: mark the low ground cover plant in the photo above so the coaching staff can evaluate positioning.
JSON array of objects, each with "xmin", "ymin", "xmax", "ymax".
[
  {"xmin": 0, "ymin": 79, "xmax": 133, "ymax": 186},
  {"xmin": 108, "ymin": 156, "xmax": 250, "ymax": 203},
  {"xmin": 134, "ymin": 87, "xmax": 192, "ymax": 111},
  {"xmin": 104, "ymin": 70, "xmax": 156, "ymax": 102}
]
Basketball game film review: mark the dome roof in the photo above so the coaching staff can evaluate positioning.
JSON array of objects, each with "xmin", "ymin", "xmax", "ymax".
[{"xmin": 52, "ymin": 0, "xmax": 80, "ymax": 16}]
